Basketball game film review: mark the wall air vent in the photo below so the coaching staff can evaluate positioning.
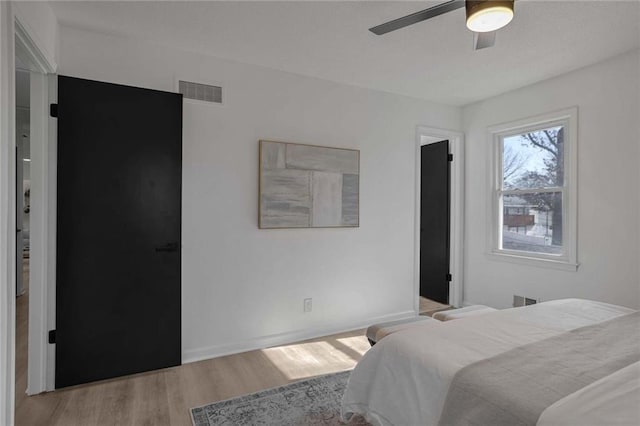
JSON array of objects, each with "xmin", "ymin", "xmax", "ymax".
[
  {"xmin": 514, "ymin": 295, "xmax": 539, "ymax": 307},
  {"xmin": 178, "ymin": 80, "xmax": 222, "ymax": 104}
]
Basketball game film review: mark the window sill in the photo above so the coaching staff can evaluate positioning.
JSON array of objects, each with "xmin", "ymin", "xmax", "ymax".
[{"xmin": 486, "ymin": 251, "xmax": 579, "ymax": 272}]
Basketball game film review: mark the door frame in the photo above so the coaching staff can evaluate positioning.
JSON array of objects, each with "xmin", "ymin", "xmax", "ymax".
[
  {"xmin": 0, "ymin": 4, "xmax": 16, "ymax": 423},
  {"xmin": 0, "ymin": 5, "xmax": 57, "ymax": 424},
  {"xmin": 414, "ymin": 126, "xmax": 465, "ymax": 312},
  {"xmin": 15, "ymin": 17, "xmax": 57, "ymax": 396}
]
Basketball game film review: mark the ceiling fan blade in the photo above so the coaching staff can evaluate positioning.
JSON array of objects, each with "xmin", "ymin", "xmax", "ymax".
[
  {"xmin": 369, "ymin": 0, "xmax": 465, "ymax": 35},
  {"xmin": 473, "ymin": 31, "xmax": 496, "ymax": 50}
]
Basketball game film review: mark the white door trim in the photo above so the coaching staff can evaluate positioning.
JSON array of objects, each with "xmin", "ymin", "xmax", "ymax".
[
  {"xmin": 15, "ymin": 14, "xmax": 56, "ymax": 397},
  {"xmin": 14, "ymin": 19, "xmax": 56, "ymax": 75},
  {"xmin": 0, "ymin": 2, "xmax": 17, "ymax": 424},
  {"xmin": 1, "ymin": 6, "xmax": 56, "ymax": 423},
  {"xmin": 414, "ymin": 126, "xmax": 465, "ymax": 312}
]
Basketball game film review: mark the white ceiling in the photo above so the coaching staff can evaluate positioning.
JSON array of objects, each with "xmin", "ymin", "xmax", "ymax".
[{"xmin": 49, "ymin": 1, "xmax": 640, "ymax": 106}]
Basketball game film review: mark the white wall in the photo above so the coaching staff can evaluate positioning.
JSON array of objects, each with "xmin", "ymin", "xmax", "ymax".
[
  {"xmin": 58, "ymin": 26, "xmax": 462, "ymax": 361},
  {"xmin": 462, "ymin": 50, "xmax": 640, "ymax": 310}
]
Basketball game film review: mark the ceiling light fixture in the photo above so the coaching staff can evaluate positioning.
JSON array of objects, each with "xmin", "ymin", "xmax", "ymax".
[{"xmin": 466, "ymin": 0, "xmax": 515, "ymax": 33}]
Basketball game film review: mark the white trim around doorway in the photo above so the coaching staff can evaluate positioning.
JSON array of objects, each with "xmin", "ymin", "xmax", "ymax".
[
  {"xmin": 414, "ymin": 126, "xmax": 465, "ymax": 312},
  {"xmin": 15, "ymin": 14, "xmax": 57, "ymax": 397},
  {"xmin": 0, "ymin": 3, "xmax": 17, "ymax": 424},
  {"xmin": 1, "ymin": 6, "xmax": 57, "ymax": 424}
]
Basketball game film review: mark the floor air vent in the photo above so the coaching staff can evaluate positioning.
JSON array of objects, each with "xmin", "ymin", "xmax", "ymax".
[{"xmin": 178, "ymin": 80, "xmax": 222, "ymax": 104}]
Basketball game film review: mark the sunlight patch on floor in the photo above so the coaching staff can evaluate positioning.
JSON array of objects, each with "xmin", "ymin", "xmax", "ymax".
[
  {"xmin": 260, "ymin": 335, "xmax": 369, "ymax": 380},
  {"xmin": 336, "ymin": 336, "xmax": 370, "ymax": 356}
]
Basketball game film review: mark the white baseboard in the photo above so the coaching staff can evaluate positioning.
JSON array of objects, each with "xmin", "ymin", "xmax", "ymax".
[{"xmin": 182, "ymin": 310, "xmax": 416, "ymax": 364}]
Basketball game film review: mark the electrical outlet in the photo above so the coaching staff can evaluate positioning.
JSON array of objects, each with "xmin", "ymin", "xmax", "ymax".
[{"xmin": 304, "ymin": 298, "xmax": 312, "ymax": 313}]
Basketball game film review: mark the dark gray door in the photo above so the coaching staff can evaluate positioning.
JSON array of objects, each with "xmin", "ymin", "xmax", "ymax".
[
  {"xmin": 420, "ymin": 140, "xmax": 450, "ymax": 304},
  {"xmin": 55, "ymin": 76, "xmax": 182, "ymax": 388}
]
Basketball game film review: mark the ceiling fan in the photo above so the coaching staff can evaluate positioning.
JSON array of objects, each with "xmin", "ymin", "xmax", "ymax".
[{"xmin": 369, "ymin": 0, "xmax": 515, "ymax": 50}]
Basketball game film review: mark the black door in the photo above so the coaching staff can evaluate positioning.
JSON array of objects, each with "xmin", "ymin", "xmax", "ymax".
[
  {"xmin": 420, "ymin": 140, "xmax": 450, "ymax": 304},
  {"xmin": 56, "ymin": 76, "xmax": 182, "ymax": 388}
]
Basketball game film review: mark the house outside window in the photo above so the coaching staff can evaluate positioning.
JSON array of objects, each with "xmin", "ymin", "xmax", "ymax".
[{"xmin": 488, "ymin": 108, "xmax": 578, "ymax": 270}]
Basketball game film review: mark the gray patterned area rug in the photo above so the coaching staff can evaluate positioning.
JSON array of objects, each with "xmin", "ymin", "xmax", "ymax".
[{"xmin": 190, "ymin": 370, "xmax": 369, "ymax": 426}]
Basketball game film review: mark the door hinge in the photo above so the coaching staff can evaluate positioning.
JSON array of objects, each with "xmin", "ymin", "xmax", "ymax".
[
  {"xmin": 50, "ymin": 103, "xmax": 58, "ymax": 118},
  {"xmin": 446, "ymin": 273, "xmax": 452, "ymax": 282},
  {"xmin": 447, "ymin": 153, "xmax": 453, "ymax": 162},
  {"xmin": 48, "ymin": 330, "xmax": 56, "ymax": 344}
]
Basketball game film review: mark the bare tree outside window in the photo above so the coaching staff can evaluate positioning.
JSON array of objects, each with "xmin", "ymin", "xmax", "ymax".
[
  {"xmin": 502, "ymin": 144, "xmax": 528, "ymax": 183},
  {"xmin": 501, "ymin": 126, "xmax": 565, "ymax": 255}
]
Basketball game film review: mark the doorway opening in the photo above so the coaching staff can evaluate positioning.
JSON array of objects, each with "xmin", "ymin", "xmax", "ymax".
[
  {"xmin": 14, "ymin": 66, "xmax": 31, "ymax": 415},
  {"xmin": 414, "ymin": 127, "xmax": 464, "ymax": 314},
  {"xmin": 419, "ymin": 139, "xmax": 451, "ymax": 307}
]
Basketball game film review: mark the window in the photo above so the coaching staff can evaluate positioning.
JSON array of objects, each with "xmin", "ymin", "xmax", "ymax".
[{"xmin": 488, "ymin": 108, "xmax": 578, "ymax": 270}]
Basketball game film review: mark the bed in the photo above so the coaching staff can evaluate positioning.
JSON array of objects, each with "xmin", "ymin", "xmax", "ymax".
[{"xmin": 341, "ymin": 299, "xmax": 640, "ymax": 426}]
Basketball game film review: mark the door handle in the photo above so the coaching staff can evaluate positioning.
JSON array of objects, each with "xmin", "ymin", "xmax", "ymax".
[{"xmin": 155, "ymin": 242, "xmax": 179, "ymax": 252}]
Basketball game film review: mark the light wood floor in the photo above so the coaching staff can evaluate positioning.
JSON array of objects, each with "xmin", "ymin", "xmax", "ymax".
[
  {"xmin": 419, "ymin": 296, "xmax": 450, "ymax": 316},
  {"xmin": 15, "ymin": 264, "xmax": 371, "ymax": 426},
  {"xmin": 15, "ymin": 258, "xmax": 29, "ymax": 423}
]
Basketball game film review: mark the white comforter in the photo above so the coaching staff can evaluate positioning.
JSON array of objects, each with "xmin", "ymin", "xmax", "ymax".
[
  {"xmin": 537, "ymin": 361, "xmax": 640, "ymax": 426},
  {"xmin": 341, "ymin": 299, "xmax": 636, "ymax": 426}
]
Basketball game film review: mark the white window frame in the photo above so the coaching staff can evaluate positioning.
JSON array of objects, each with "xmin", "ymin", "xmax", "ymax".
[{"xmin": 487, "ymin": 107, "xmax": 578, "ymax": 271}]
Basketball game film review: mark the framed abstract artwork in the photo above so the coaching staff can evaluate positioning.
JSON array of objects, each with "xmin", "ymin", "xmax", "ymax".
[{"xmin": 259, "ymin": 140, "xmax": 360, "ymax": 229}]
